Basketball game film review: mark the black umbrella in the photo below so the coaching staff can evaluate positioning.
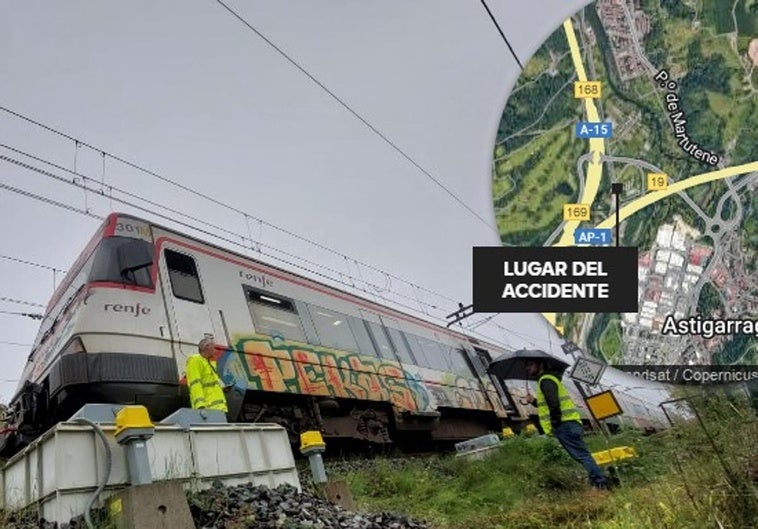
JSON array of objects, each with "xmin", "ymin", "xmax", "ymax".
[{"xmin": 487, "ymin": 348, "xmax": 571, "ymax": 381}]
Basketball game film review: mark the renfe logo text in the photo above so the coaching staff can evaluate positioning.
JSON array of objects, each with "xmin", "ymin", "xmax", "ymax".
[{"xmin": 104, "ymin": 303, "xmax": 151, "ymax": 317}]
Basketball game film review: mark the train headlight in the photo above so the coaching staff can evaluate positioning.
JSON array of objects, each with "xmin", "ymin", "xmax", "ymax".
[{"xmin": 61, "ymin": 337, "xmax": 87, "ymax": 356}]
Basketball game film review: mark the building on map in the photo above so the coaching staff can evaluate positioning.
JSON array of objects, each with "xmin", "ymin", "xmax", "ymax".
[
  {"xmin": 749, "ymin": 39, "xmax": 758, "ymax": 66},
  {"xmin": 619, "ymin": 218, "xmax": 714, "ymax": 364},
  {"xmin": 596, "ymin": 0, "xmax": 651, "ymax": 81}
]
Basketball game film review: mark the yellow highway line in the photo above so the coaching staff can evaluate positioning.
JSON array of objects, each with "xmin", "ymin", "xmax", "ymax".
[
  {"xmin": 556, "ymin": 19, "xmax": 605, "ymax": 247},
  {"xmin": 543, "ymin": 313, "xmax": 558, "ymax": 327},
  {"xmin": 596, "ymin": 161, "xmax": 758, "ymax": 229},
  {"xmin": 542, "ymin": 22, "xmax": 756, "ymax": 337},
  {"xmin": 563, "ymin": 19, "xmax": 588, "ymax": 82},
  {"xmin": 544, "ymin": 19, "xmax": 608, "ymax": 329}
]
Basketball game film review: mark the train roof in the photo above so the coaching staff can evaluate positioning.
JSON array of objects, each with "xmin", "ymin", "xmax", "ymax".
[{"xmin": 53, "ymin": 211, "xmax": 514, "ymax": 354}]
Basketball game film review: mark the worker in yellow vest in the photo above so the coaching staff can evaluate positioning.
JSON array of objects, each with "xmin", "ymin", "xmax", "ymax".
[
  {"xmin": 526, "ymin": 358, "xmax": 608, "ymax": 490},
  {"xmin": 186, "ymin": 336, "xmax": 229, "ymax": 414}
]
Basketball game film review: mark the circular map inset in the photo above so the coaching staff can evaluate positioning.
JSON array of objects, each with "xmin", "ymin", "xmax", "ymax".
[{"xmin": 493, "ymin": 1, "xmax": 758, "ymax": 367}]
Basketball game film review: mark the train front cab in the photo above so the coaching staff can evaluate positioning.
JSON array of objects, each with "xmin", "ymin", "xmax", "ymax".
[{"xmin": 8, "ymin": 215, "xmax": 184, "ymax": 443}]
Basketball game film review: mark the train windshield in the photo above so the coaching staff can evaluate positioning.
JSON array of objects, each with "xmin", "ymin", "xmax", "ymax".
[{"xmin": 88, "ymin": 236, "xmax": 155, "ymax": 287}]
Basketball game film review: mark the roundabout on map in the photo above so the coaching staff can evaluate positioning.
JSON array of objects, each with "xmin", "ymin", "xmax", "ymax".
[{"xmin": 492, "ymin": 0, "xmax": 758, "ymax": 367}]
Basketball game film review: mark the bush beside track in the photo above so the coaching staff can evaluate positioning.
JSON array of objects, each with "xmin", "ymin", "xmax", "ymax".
[
  {"xmin": 2, "ymin": 392, "xmax": 756, "ymax": 529},
  {"xmin": 309, "ymin": 392, "xmax": 758, "ymax": 529}
]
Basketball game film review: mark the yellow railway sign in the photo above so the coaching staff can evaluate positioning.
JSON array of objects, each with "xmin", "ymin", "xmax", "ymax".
[{"xmin": 585, "ymin": 390, "xmax": 624, "ymax": 421}]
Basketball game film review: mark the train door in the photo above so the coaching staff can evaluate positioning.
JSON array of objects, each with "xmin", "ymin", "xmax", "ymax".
[
  {"xmin": 156, "ymin": 244, "xmax": 220, "ymax": 360},
  {"xmin": 464, "ymin": 345, "xmax": 517, "ymax": 414}
]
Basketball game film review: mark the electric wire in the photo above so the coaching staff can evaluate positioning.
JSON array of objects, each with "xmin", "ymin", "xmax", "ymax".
[
  {"xmin": 0, "ymin": 310, "xmax": 43, "ymax": 320},
  {"xmin": 0, "ymin": 148, "xmax": 455, "ymax": 319},
  {"xmin": 0, "ymin": 181, "xmax": 103, "ymax": 220},
  {"xmin": 0, "ymin": 160, "xmax": 448, "ymax": 323},
  {"xmin": 0, "ymin": 145, "xmax": 247, "ymax": 242},
  {"xmin": 479, "ymin": 0, "xmax": 524, "ymax": 70},
  {"xmin": 0, "ymin": 254, "xmax": 66, "ymax": 274},
  {"xmin": 0, "ymin": 119, "xmax": 512, "ymax": 346},
  {"xmin": 0, "ymin": 106, "xmax": 460, "ymax": 306},
  {"xmin": 71, "ymin": 417, "xmax": 112, "ymax": 529},
  {"xmin": 0, "ymin": 171, "xmax": 511, "ymax": 347},
  {"xmin": 0, "ymin": 153, "xmax": 542, "ymax": 350},
  {"xmin": 211, "ymin": 2, "xmax": 500, "ymax": 235},
  {"xmin": 0, "ymin": 341, "xmax": 32, "ymax": 347},
  {"xmin": 0, "ymin": 297, "xmax": 46, "ymax": 308}
]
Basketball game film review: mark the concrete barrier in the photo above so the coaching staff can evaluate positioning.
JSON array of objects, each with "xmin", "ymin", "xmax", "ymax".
[{"xmin": 1, "ymin": 420, "xmax": 300, "ymax": 524}]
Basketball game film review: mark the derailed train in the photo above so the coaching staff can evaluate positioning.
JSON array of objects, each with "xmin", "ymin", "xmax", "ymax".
[{"xmin": 0, "ymin": 213, "xmax": 668, "ymax": 456}]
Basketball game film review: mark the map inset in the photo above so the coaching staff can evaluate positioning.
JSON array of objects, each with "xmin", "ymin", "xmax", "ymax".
[{"xmin": 493, "ymin": 0, "xmax": 758, "ymax": 367}]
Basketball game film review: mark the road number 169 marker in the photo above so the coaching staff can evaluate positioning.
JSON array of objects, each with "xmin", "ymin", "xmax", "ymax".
[{"xmin": 563, "ymin": 203, "xmax": 591, "ymax": 221}]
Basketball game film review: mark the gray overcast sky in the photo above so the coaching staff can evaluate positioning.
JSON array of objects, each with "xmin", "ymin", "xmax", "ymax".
[{"xmin": 1, "ymin": 0, "xmax": 666, "ymax": 404}]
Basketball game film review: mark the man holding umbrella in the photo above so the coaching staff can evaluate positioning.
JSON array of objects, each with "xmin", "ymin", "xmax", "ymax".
[
  {"xmin": 525, "ymin": 358, "xmax": 608, "ymax": 490},
  {"xmin": 489, "ymin": 349, "xmax": 608, "ymax": 491}
]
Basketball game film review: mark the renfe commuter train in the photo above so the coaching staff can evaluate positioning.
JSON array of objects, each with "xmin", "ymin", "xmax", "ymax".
[{"xmin": 0, "ymin": 213, "xmax": 667, "ymax": 456}]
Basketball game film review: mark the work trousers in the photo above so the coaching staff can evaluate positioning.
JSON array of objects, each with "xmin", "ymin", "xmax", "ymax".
[{"xmin": 553, "ymin": 421, "xmax": 607, "ymax": 488}]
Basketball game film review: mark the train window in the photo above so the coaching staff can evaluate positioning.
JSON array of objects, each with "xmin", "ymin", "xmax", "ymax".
[
  {"xmin": 90, "ymin": 237, "xmax": 154, "ymax": 288},
  {"xmin": 402, "ymin": 334, "xmax": 430, "ymax": 368},
  {"xmin": 306, "ymin": 304, "xmax": 360, "ymax": 353},
  {"xmin": 449, "ymin": 348, "xmax": 475, "ymax": 377},
  {"xmin": 165, "ymin": 250, "xmax": 204, "ymax": 303},
  {"xmin": 415, "ymin": 335, "xmax": 451, "ymax": 371},
  {"xmin": 386, "ymin": 327, "xmax": 416, "ymax": 364},
  {"xmin": 365, "ymin": 321, "xmax": 394, "ymax": 360},
  {"xmin": 348, "ymin": 317, "xmax": 378, "ymax": 357},
  {"xmin": 245, "ymin": 288, "xmax": 307, "ymax": 342}
]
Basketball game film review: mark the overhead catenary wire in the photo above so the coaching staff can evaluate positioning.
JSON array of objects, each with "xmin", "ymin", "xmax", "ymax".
[
  {"xmin": 0, "ymin": 173, "xmax": 515, "ymax": 346},
  {"xmin": 0, "ymin": 254, "xmax": 67, "ymax": 274},
  {"xmin": 0, "ymin": 106, "xmax": 460, "ymax": 306},
  {"xmin": 0, "ymin": 180, "xmax": 103, "ymax": 221},
  {"xmin": 462, "ymin": 310, "xmax": 556, "ymax": 351},
  {"xmin": 0, "ymin": 297, "xmax": 46, "ymax": 308},
  {"xmin": 0, "ymin": 147, "xmax": 459, "ymax": 318},
  {"xmin": 0, "ymin": 105, "xmax": 517, "ymax": 346},
  {"xmin": 0, "ymin": 159, "xmax": 453, "ymax": 325},
  {"xmin": 0, "ymin": 186, "xmax": 433, "ymax": 324},
  {"xmin": 211, "ymin": 3, "xmax": 500, "ymax": 235},
  {"xmin": 479, "ymin": 0, "xmax": 525, "ymax": 70},
  {"xmin": 0, "ymin": 310, "xmax": 43, "ymax": 320}
]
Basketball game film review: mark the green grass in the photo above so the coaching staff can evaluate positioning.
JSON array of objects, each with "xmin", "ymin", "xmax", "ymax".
[
  {"xmin": 523, "ymin": 54, "xmax": 549, "ymax": 78},
  {"xmin": 321, "ymin": 393, "xmax": 758, "ymax": 529},
  {"xmin": 736, "ymin": 0, "xmax": 758, "ymax": 34},
  {"xmin": 495, "ymin": 126, "xmax": 582, "ymax": 244},
  {"xmin": 707, "ymin": 90, "xmax": 733, "ymax": 118},
  {"xmin": 598, "ymin": 317, "xmax": 623, "ymax": 363},
  {"xmin": 3, "ymin": 395, "xmax": 756, "ymax": 529},
  {"xmin": 703, "ymin": 0, "xmax": 736, "ymax": 34}
]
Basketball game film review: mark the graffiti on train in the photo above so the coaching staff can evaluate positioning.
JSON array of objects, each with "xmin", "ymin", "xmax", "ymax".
[
  {"xmin": 215, "ymin": 334, "xmax": 493, "ymax": 413},
  {"xmin": 420, "ymin": 372, "xmax": 494, "ymax": 412}
]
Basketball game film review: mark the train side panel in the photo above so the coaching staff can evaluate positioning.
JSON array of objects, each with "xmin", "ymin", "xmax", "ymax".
[{"xmin": 151, "ymin": 227, "xmax": 510, "ymax": 442}]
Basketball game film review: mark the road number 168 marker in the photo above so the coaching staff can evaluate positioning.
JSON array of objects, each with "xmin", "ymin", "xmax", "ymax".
[{"xmin": 574, "ymin": 81, "xmax": 602, "ymax": 99}]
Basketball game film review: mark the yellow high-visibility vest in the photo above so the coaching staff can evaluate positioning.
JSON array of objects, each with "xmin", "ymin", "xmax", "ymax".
[
  {"xmin": 186, "ymin": 354, "xmax": 228, "ymax": 413},
  {"xmin": 536, "ymin": 373, "xmax": 581, "ymax": 435}
]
